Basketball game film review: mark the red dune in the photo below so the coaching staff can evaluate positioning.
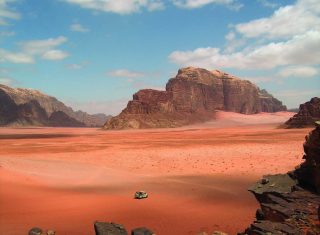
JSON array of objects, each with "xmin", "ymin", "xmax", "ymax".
[{"xmin": 0, "ymin": 112, "xmax": 310, "ymax": 235}]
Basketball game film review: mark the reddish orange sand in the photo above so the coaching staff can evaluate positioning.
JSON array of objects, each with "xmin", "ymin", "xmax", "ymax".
[{"xmin": 0, "ymin": 112, "xmax": 311, "ymax": 235}]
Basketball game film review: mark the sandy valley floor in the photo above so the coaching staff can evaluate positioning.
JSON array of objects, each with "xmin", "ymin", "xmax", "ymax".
[{"xmin": 0, "ymin": 112, "xmax": 312, "ymax": 235}]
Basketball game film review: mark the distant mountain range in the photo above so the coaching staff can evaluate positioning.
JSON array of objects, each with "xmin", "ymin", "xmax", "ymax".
[
  {"xmin": 0, "ymin": 84, "xmax": 111, "ymax": 127},
  {"xmin": 104, "ymin": 67, "xmax": 287, "ymax": 129}
]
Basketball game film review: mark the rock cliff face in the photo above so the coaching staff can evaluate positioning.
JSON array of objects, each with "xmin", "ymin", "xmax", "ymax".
[
  {"xmin": 0, "ymin": 84, "xmax": 110, "ymax": 127},
  {"xmin": 285, "ymin": 97, "xmax": 320, "ymax": 128},
  {"xmin": 242, "ymin": 123, "xmax": 320, "ymax": 235},
  {"xmin": 104, "ymin": 67, "xmax": 286, "ymax": 129}
]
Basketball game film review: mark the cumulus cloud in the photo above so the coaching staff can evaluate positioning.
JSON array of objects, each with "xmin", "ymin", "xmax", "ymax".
[
  {"xmin": 107, "ymin": 69, "xmax": 145, "ymax": 78},
  {"xmin": 70, "ymin": 23, "xmax": 89, "ymax": 32},
  {"xmin": 62, "ymin": 0, "xmax": 165, "ymax": 14},
  {"xmin": 169, "ymin": 30, "xmax": 320, "ymax": 70},
  {"xmin": 277, "ymin": 66, "xmax": 318, "ymax": 78},
  {"xmin": 235, "ymin": 0, "xmax": 320, "ymax": 39},
  {"xmin": 0, "ymin": 0, "xmax": 20, "ymax": 25},
  {"xmin": 0, "ymin": 36, "xmax": 69, "ymax": 64},
  {"xmin": 169, "ymin": 0, "xmax": 320, "ymax": 72}
]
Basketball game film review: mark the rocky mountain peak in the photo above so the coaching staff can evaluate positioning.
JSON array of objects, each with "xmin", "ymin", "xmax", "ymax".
[
  {"xmin": 0, "ymin": 84, "xmax": 110, "ymax": 127},
  {"xmin": 104, "ymin": 67, "xmax": 286, "ymax": 129}
]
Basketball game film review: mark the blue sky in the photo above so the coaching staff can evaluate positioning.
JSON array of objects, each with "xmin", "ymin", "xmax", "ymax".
[{"xmin": 0, "ymin": 0, "xmax": 319, "ymax": 115}]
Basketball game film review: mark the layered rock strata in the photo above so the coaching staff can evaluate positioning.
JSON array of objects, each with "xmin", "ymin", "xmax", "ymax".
[
  {"xmin": 242, "ymin": 123, "xmax": 320, "ymax": 235},
  {"xmin": 104, "ymin": 67, "xmax": 286, "ymax": 129},
  {"xmin": 0, "ymin": 84, "xmax": 110, "ymax": 127},
  {"xmin": 285, "ymin": 97, "xmax": 320, "ymax": 128}
]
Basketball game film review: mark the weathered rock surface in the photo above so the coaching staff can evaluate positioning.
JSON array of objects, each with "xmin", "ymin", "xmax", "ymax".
[
  {"xmin": 28, "ymin": 227, "xmax": 43, "ymax": 235},
  {"xmin": 241, "ymin": 123, "xmax": 320, "ymax": 235},
  {"xmin": 0, "ymin": 84, "xmax": 110, "ymax": 127},
  {"xmin": 285, "ymin": 97, "xmax": 320, "ymax": 128},
  {"xmin": 131, "ymin": 227, "xmax": 155, "ymax": 235},
  {"xmin": 295, "ymin": 122, "xmax": 320, "ymax": 193},
  {"xmin": 94, "ymin": 222, "xmax": 128, "ymax": 235},
  {"xmin": 104, "ymin": 67, "xmax": 286, "ymax": 129}
]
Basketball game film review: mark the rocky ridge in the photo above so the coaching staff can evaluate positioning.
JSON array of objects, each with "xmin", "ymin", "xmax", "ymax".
[
  {"xmin": 241, "ymin": 122, "xmax": 320, "ymax": 235},
  {"xmin": 104, "ymin": 67, "xmax": 286, "ymax": 129},
  {"xmin": 0, "ymin": 84, "xmax": 110, "ymax": 127},
  {"xmin": 285, "ymin": 97, "xmax": 320, "ymax": 128}
]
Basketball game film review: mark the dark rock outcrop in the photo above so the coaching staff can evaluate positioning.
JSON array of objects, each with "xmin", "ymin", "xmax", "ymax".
[
  {"xmin": 242, "ymin": 123, "xmax": 320, "ymax": 235},
  {"xmin": 131, "ymin": 227, "xmax": 155, "ymax": 235},
  {"xmin": 0, "ymin": 84, "xmax": 110, "ymax": 127},
  {"xmin": 295, "ymin": 121, "xmax": 320, "ymax": 193},
  {"xmin": 94, "ymin": 222, "xmax": 128, "ymax": 235},
  {"xmin": 285, "ymin": 97, "xmax": 320, "ymax": 128},
  {"xmin": 28, "ymin": 228, "xmax": 43, "ymax": 235},
  {"xmin": 48, "ymin": 111, "xmax": 85, "ymax": 127},
  {"xmin": 104, "ymin": 67, "xmax": 286, "ymax": 129}
]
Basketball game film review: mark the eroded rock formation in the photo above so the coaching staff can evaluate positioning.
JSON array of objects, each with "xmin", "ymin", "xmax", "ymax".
[
  {"xmin": 0, "ymin": 84, "xmax": 110, "ymax": 127},
  {"xmin": 285, "ymin": 97, "xmax": 320, "ymax": 128},
  {"xmin": 242, "ymin": 123, "xmax": 320, "ymax": 235},
  {"xmin": 104, "ymin": 67, "xmax": 286, "ymax": 129}
]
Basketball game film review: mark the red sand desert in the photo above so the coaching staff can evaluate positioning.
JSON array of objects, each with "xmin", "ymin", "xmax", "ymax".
[{"xmin": 0, "ymin": 111, "xmax": 312, "ymax": 235}]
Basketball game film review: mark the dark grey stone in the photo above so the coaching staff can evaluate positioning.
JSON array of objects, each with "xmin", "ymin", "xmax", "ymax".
[
  {"xmin": 131, "ymin": 227, "xmax": 154, "ymax": 235},
  {"xmin": 28, "ymin": 227, "xmax": 43, "ymax": 235},
  {"xmin": 94, "ymin": 222, "xmax": 128, "ymax": 235}
]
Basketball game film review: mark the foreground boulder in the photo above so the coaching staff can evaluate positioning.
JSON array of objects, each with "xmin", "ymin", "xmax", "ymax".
[
  {"xmin": 94, "ymin": 222, "xmax": 128, "ymax": 235},
  {"xmin": 285, "ymin": 97, "xmax": 320, "ymax": 128},
  {"xmin": 104, "ymin": 67, "xmax": 286, "ymax": 129},
  {"xmin": 28, "ymin": 228, "xmax": 55, "ymax": 235},
  {"xmin": 241, "ymin": 123, "xmax": 320, "ymax": 235},
  {"xmin": 131, "ymin": 227, "xmax": 155, "ymax": 235},
  {"xmin": 28, "ymin": 228, "xmax": 43, "ymax": 235}
]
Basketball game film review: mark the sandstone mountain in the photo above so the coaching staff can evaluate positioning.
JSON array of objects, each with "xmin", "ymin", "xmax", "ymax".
[
  {"xmin": 0, "ymin": 84, "xmax": 110, "ymax": 127},
  {"xmin": 285, "ymin": 97, "xmax": 320, "ymax": 128},
  {"xmin": 104, "ymin": 67, "xmax": 286, "ymax": 129}
]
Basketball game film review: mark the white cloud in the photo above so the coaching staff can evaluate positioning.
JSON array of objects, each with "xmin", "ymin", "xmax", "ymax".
[
  {"xmin": 107, "ymin": 69, "xmax": 145, "ymax": 78},
  {"xmin": 0, "ymin": 77, "xmax": 15, "ymax": 86},
  {"xmin": 257, "ymin": 0, "xmax": 278, "ymax": 9},
  {"xmin": 0, "ymin": 0, "xmax": 20, "ymax": 25},
  {"xmin": 277, "ymin": 66, "xmax": 318, "ymax": 78},
  {"xmin": 172, "ymin": 0, "xmax": 242, "ymax": 10},
  {"xmin": 169, "ymin": 0, "xmax": 320, "ymax": 71},
  {"xmin": 0, "ymin": 36, "xmax": 69, "ymax": 64},
  {"xmin": 169, "ymin": 30, "xmax": 320, "ymax": 70},
  {"xmin": 235, "ymin": 0, "xmax": 320, "ymax": 39},
  {"xmin": 70, "ymin": 23, "xmax": 89, "ymax": 32},
  {"xmin": 63, "ymin": 0, "xmax": 165, "ymax": 14},
  {"xmin": 41, "ymin": 50, "xmax": 69, "ymax": 60},
  {"xmin": 20, "ymin": 36, "xmax": 67, "ymax": 55},
  {"xmin": 0, "ymin": 49, "xmax": 34, "ymax": 63},
  {"xmin": 172, "ymin": 0, "xmax": 231, "ymax": 8}
]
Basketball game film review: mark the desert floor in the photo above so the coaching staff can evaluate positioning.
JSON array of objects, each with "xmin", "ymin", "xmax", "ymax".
[{"xmin": 0, "ymin": 111, "xmax": 312, "ymax": 235}]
